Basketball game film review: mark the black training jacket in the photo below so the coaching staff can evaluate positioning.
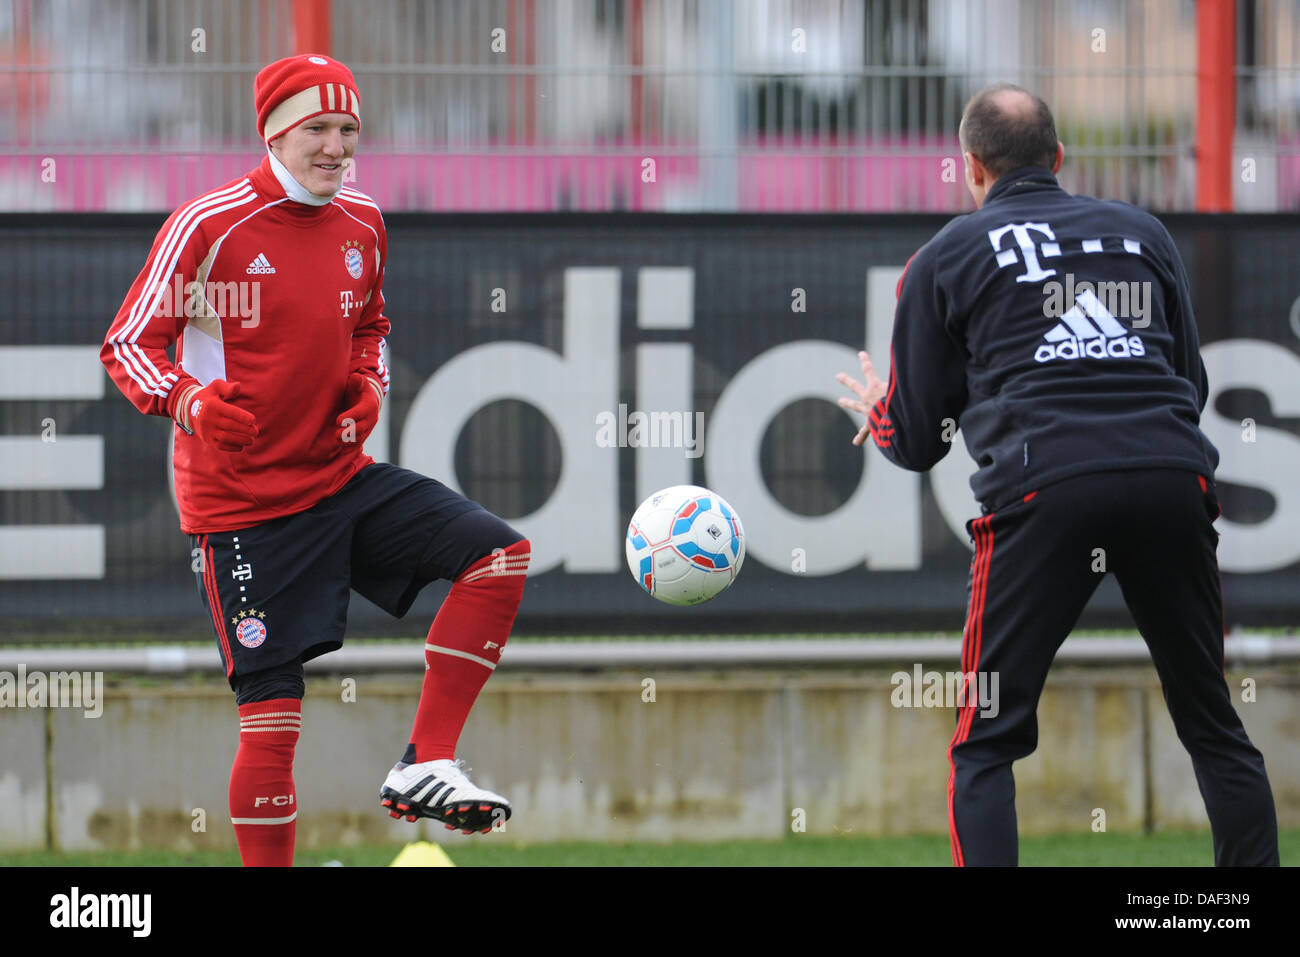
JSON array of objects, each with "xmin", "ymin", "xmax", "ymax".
[{"xmin": 867, "ymin": 166, "xmax": 1218, "ymax": 512}]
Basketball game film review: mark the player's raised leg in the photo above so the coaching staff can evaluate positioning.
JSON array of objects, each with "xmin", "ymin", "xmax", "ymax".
[
  {"xmin": 344, "ymin": 464, "xmax": 530, "ymax": 834},
  {"xmin": 383, "ymin": 513, "xmax": 529, "ymax": 833},
  {"xmin": 1111, "ymin": 471, "xmax": 1278, "ymax": 866}
]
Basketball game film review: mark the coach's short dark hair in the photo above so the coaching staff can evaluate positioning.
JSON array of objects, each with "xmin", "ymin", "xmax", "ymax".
[{"xmin": 959, "ymin": 83, "xmax": 1059, "ymax": 178}]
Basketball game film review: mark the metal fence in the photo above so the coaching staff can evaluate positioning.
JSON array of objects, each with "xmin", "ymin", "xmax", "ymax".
[{"xmin": 3, "ymin": 0, "xmax": 1297, "ymax": 211}]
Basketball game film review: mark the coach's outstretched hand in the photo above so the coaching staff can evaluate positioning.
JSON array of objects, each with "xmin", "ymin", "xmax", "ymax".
[
  {"xmin": 337, "ymin": 372, "xmax": 382, "ymax": 447},
  {"xmin": 186, "ymin": 379, "xmax": 259, "ymax": 452},
  {"xmin": 835, "ymin": 350, "xmax": 888, "ymax": 447}
]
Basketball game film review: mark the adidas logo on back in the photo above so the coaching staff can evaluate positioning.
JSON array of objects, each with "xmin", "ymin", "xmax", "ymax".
[
  {"xmin": 1035, "ymin": 288, "xmax": 1145, "ymax": 363},
  {"xmin": 246, "ymin": 253, "xmax": 276, "ymax": 274}
]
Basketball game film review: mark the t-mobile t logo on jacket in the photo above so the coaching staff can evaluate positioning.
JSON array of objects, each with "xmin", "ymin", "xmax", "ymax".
[{"xmin": 987, "ymin": 221, "xmax": 1061, "ymax": 282}]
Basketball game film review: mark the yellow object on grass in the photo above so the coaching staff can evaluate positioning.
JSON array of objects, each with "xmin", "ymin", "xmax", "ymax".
[{"xmin": 390, "ymin": 841, "xmax": 456, "ymax": 867}]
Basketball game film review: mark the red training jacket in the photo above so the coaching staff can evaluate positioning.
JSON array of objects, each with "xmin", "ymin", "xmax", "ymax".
[{"xmin": 101, "ymin": 156, "xmax": 391, "ymax": 533}]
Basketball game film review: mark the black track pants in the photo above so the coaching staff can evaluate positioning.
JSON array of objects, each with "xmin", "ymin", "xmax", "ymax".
[{"xmin": 947, "ymin": 468, "xmax": 1279, "ymax": 866}]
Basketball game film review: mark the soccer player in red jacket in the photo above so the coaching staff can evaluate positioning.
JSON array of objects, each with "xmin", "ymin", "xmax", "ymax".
[{"xmin": 101, "ymin": 54, "xmax": 531, "ymax": 866}]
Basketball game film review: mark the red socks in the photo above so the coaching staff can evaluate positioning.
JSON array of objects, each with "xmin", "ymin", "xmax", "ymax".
[
  {"xmin": 229, "ymin": 697, "xmax": 300, "ymax": 867},
  {"xmin": 408, "ymin": 540, "xmax": 530, "ymax": 763}
]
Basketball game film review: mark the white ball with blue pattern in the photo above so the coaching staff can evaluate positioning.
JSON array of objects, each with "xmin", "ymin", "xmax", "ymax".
[{"xmin": 625, "ymin": 485, "xmax": 745, "ymax": 606}]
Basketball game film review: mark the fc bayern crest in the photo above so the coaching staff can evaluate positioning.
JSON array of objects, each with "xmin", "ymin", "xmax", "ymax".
[
  {"xmin": 342, "ymin": 240, "xmax": 365, "ymax": 280},
  {"xmin": 236, "ymin": 616, "xmax": 268, "ymax": 649}
]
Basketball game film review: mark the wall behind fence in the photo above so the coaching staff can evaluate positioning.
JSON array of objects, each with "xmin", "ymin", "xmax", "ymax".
[{"xmin": 1, "ymin": 213, "xmax": 1299, "ymax": 638}]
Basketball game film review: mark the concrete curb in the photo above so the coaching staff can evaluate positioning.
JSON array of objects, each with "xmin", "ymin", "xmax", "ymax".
[{"xmin": 0, "ymin": 634, "xmax": 1296, "ymax": 673}]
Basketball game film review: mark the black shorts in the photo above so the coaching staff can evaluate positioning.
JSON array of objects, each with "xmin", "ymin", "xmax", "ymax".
[{"xmin": 191, "ymin": 462, "xmax": 523, "ymax": 684}]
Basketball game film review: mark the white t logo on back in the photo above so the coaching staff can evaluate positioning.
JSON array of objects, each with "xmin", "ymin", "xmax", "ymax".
[{"xmin": 987, "ymin": 221, "xmax": 1060, "ymax": 282}]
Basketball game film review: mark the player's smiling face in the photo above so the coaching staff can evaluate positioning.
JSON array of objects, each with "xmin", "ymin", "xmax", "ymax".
[{"xmin": 270, "ymin": 112, "xmax": 358, "ymax": 196}]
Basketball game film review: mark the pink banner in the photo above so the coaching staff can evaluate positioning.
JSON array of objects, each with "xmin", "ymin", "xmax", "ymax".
[{"xmin": 3, "ymin": 138, "xmax": 972, "ymax": 212}]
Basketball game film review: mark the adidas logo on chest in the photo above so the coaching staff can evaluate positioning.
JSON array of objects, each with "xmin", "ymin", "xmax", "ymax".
[{"xmin": 245, "ymin": 253, "xmax": 276, "ymax": 274}]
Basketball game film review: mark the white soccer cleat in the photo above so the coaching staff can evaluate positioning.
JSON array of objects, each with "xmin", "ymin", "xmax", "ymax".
[{"xmin": 379, "ymin": 758, "xmax": 511, "ymax": 834}]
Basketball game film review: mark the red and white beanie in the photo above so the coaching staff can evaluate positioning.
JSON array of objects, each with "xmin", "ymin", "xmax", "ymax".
[{"xmin": 255, "ymin": 53, "xmax": 361, "ymax": 142}]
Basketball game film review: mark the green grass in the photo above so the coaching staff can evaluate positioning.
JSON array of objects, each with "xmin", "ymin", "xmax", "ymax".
[{"xmin": 3, "ymin": 829, "xmax": 1296, "ymax": 866}]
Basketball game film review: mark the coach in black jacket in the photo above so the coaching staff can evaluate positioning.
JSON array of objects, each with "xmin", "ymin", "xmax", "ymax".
[{"xmin": 838, "ymin": 83, "xmax": 1278, "ymax": 866}]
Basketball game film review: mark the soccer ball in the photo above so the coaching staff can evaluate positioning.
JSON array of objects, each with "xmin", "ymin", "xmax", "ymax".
[{"xmin": 625, "ymin": 485, "xmax": 745, "ymax": 606}]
